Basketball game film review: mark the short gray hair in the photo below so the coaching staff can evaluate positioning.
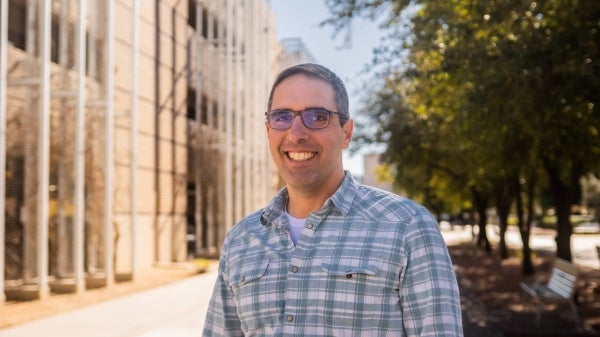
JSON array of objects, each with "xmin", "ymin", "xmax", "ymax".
[{"xmin": 267, "ymin": 63, "xmax": 349, "ymax": 125}]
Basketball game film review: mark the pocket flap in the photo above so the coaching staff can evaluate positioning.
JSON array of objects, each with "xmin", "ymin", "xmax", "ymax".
[
  {"xmin": 230, "ymin": 260, "xmax": 270, "ymax": 286},
  {"xmin": 321, "ymin": 258, "xmax": 381, "ymax": 276}
]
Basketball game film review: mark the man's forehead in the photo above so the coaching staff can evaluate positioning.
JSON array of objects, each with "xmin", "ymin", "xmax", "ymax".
[{"xmin": 272, "ymin": 75, "xmax": 334, "ymax": 98}]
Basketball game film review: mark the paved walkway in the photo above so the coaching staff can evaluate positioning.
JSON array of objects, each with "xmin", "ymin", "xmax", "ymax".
[
  {"xmin": 0, "ymin": 272, "xmax": 218, "ymax": 337},
  {"xmin": 441, "ymin": 224, "xmax": 600, "ymax": 269}
]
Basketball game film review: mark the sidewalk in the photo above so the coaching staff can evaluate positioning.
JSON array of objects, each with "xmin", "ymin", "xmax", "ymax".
[
  {"xmin": 441, "ymin": 224, "xmax": 600, "ymax": 269},
  {"xmin": 0, "ymin": 272, "xmax": 218, "ymax": 337}
]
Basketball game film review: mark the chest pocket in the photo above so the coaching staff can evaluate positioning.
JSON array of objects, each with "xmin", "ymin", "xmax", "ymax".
[
  {"xmin": 319, "ymin": 256, "xmax": 395, "ymax": 327},
  {"xmin": 228, "ymin": 259, "xmax": 279, "ymax": 332}
]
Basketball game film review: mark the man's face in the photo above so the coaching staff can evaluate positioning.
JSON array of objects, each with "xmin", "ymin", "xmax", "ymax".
[{"xmin": 266, "ymin": 74, "xmax": 353, "ymax": 194}]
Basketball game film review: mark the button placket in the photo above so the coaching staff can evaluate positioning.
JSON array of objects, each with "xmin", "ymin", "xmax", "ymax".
[{"xmin": 284, "ymin": 217, "xmax": 321, "ymax": 330}]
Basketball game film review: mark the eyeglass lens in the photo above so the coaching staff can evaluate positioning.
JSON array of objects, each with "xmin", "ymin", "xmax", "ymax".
[{"xmin": 268, "ymin": 108, "xmax": 332, "ymax": 130}]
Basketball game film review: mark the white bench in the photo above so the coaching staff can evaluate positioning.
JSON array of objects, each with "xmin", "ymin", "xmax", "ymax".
[{"xmin": 519, "ymin": 258, "xmax": 580, "ymax": 328}]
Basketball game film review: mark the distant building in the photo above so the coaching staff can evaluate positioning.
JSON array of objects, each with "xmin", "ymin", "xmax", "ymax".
[
  {"xmin": 278, "ymin": 37, "xmax": 317, "ymax": 68},
  {"xmin": 362, "ymin": 153, "xmax": 394, "ymax": 192}
]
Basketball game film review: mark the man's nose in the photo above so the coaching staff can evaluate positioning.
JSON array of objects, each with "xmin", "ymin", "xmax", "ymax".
[{"xmin": 286, "ymin": 115, "xmax": 309, "ymax": 141}]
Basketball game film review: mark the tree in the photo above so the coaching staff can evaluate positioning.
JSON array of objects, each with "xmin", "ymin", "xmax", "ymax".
[{"xmin": 324, "ymin": 0, "xmax": 600, "ymax": 263}]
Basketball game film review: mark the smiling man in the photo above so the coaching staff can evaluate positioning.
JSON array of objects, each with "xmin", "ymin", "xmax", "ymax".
[{"xmin": 202, "ymin": 63, "xmax": 463, "ymax": 336}]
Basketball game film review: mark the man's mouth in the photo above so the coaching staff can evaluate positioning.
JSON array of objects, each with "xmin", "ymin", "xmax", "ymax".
[{"xmin": 286, "ymin": 151, "xmax": 316, "ymax": 161}]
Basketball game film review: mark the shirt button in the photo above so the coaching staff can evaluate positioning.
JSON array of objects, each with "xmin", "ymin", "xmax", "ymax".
[
  {"xmin": 306, "ymin": 223, "xmax": 313, "ymax": 229},
  {"xmin": 291, "ymin": 266, "xmax": 298, "ymax": 273},
  {"xmin": 346, "ymin": 274, "xmax": 353, "ymax": 278},
  {"xmin": 286, "ymin": 315, "xmax": 294, "ymax": 322},
  {"xmin": 239, "ymin": 276, "xmax": 245, "ymax": 282}
]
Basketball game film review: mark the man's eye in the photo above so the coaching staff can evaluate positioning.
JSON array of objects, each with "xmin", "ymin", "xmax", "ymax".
[
  {"xmin": 272, "ymin": 112, "xmax": 291, "ymax": 122},
  {"xmin": 314, "ymin": 113, "xmax": 328, "ymax": 122},
  {"xmin": 308, "ymin": 110, "xmax": 329, "ymax": 122}
]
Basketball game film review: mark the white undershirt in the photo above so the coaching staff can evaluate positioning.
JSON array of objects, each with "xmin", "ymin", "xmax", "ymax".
[{"xmin": 284, "ymin": 210, "xmax": 306, "ymax": 245}]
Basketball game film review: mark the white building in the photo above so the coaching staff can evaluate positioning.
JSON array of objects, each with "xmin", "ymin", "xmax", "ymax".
[{"xmin": 0, "ymin": 0, "xmax": 309, "ymax": 305}]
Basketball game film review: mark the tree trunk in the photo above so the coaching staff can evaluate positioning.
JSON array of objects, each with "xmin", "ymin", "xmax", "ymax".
[
  {"xmin": 542, "ymin": 158, "xmax": 582, "ymax": 262},
  {"xmin": 494, "ymin": 181, "xmax": 512, "ymax": 260},
  {"xmin": 553, "ymin": 197, "xmax": 573, "ymax": 261},
  {"xmin": 472, "ymin": 187, "xmax": 491, "ymax": 252},
  {"xmin": 496, "ymin": 202, "xmax": 509, "ymax": 259},
  {"xmin": 516, "ymin": 174, "xmax": 535, "ymax": 276}
]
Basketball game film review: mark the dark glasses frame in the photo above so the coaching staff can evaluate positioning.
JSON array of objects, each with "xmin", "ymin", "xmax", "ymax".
[{"xmin": 265, "ymin": 107, "xmax": 344, "ymax": 130}]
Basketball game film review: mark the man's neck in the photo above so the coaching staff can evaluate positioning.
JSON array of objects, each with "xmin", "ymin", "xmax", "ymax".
[
  {"xmin": 285, "ymin": 174, "xmax": 345, "ymax": 218},
  {"xmin": 285, "ymin": 192, "xmax": 327, "ymax": 219}
]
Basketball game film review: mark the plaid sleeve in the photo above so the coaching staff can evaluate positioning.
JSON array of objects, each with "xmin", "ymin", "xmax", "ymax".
[
  {"xmin": 202, "ymin": 243, "xmax": 244, "ymax": 337},
  {"xmin": 400, "ymin": 210, "xmax": 463, "ymax": 336}
]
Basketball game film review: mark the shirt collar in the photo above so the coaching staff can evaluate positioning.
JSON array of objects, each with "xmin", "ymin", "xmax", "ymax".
[
  {"xmin": 326, "ymin": 171, "xmax": 358, "ymax": 217},
  {"xmin": 260, "ymin": 171, "xmax": 358, "ymax": 226}
]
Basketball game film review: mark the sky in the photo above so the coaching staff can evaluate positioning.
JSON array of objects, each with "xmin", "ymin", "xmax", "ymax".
[{"xmin": 269, "ymin": 1, "xmax": 386, "ymax": 176}]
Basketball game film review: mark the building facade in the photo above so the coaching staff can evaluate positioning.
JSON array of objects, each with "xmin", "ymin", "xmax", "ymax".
[{"xmin": 0, "ymin": 0, "xmax": 295, "ymax": 305}]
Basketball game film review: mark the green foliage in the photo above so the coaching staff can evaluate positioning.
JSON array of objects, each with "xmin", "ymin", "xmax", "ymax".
[{"xmin": 324, "ymin": 0, "xmax": 600, "ymax": 259}]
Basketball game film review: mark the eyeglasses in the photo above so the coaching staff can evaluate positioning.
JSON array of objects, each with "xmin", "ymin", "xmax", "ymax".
[{"xmin": 265, "ymin": 108, "xmax": 343, "ymax": 130}]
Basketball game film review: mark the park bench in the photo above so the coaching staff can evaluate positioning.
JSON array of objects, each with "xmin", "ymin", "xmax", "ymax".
[{"xmin": 519, "ymin": 258, "xmax": 580, "ymax": 329}]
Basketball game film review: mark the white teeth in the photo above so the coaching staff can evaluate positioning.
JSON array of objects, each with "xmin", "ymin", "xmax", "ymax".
[{"xmin": 288, "ymin": 152, "xmax": 315, "ymax": 161}]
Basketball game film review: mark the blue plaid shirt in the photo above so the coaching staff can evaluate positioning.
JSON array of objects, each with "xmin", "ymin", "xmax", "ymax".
[{"xmin": 203, "ymin": 172, "xmax": 463, "ymax": 336}]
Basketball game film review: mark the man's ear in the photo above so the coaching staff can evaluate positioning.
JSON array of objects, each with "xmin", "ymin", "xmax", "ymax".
[{"xmin": 342, "ymin": 119, "xmax": 353, "ymax": 149}]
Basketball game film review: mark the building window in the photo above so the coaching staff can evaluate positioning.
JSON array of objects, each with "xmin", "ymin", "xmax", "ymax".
[
  {"xmin": 187, "ymin": 88, "xmax": 196, "ymax": 120},
  {"xmin": 188, "ymin": 1, "xmax": 209, "ymax": 40},
  {"xmin": 7, "ymin": 0, "xmax": 27, "ymax": 51},
  {"xmin": 201, "ymin": 95, "xmax": 208, "ymax": 125},
  {"xmin": 202, "ymin": 8, "xmax": 208, "ymax": 39},
  {"xmin": 213, "ymin": 18, "xmax": 219, "ymax": 42},
  {"xmin": 5, "ymin": 0, "xmax": 83, "ymax": 69},
  {"xmin": 85, "ymin": 33, "xmax": 104, "ymax": 82},
  {"xmin": 187, "ymin": 0, "xmax": 196, "ymax": 30},
  {"xmin": 187, "ymin": 89, "xmax": 210, "ymax": 126},
  {"xmin": 51, "ymin": 14, "xmax": 59, "ymax": 63}
]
